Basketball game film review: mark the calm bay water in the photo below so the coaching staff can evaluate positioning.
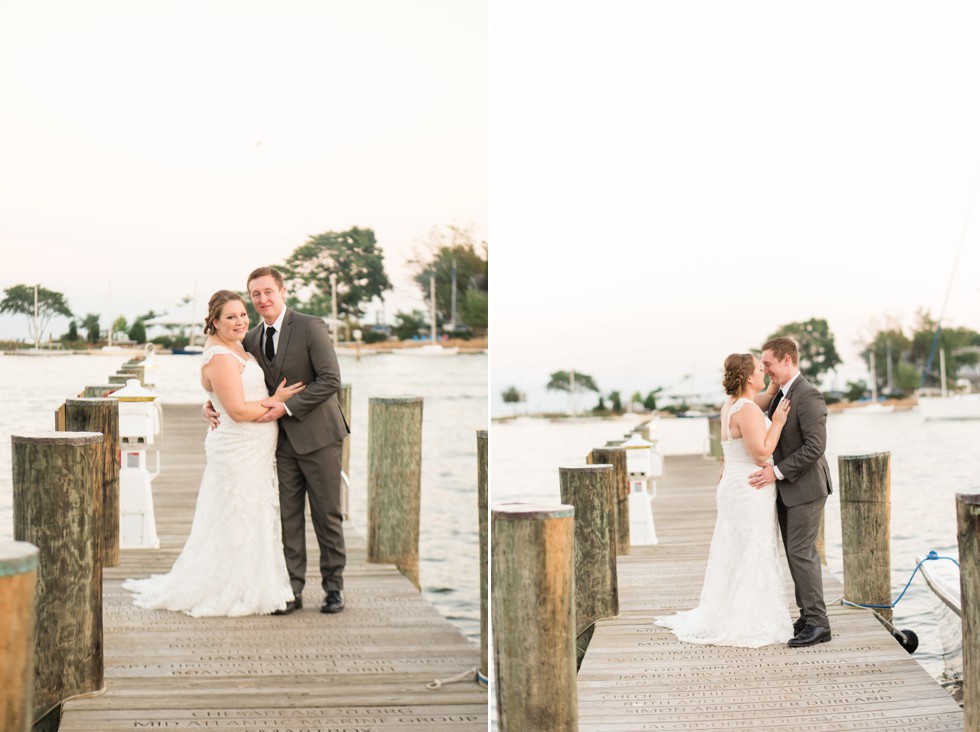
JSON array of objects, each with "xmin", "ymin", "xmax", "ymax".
[
  {"xmin": 491, "ymin": 409, "xmax": 979, "ymax": 693},
  {"xmin": 0, "ymin": 350, "xmax": 487, "ymax": 644}
]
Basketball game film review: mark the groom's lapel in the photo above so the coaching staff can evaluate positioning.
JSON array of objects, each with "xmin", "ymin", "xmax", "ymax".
[{"xmin": 273, "ymin": 309, "xmax": 293, "ymax": 383}]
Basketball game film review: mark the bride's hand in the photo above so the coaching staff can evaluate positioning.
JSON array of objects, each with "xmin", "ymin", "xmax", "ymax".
[
  {"xmin": 771, "ymin": 398, "xmax": 790, "ymax": 427},
  {"xmin": 273, "ymin": 378, "xmax": 305, "ymax": 402}
]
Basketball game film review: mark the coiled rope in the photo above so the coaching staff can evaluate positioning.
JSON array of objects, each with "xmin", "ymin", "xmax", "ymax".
[
  {"xmin": 427, "ymin": 666, "xmax": 479, "ymax": 689},
  {"xmin": 840, "ymin": 551, "xmax": 959, "ymax": 610}
]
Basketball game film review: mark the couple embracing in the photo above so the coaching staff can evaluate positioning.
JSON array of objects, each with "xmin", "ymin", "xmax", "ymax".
[
  {"xmin": 124, "ymin": 267, "xmax": 349, "ymax": 617},
  {"xmin": 657, "ymin": 337, "xmax": 834, "ymax": 648}
]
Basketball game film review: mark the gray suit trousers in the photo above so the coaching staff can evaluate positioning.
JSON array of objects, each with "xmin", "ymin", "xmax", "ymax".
[
  {"xmin": 776, "ymin": 490, "xmax": 828, "ymax": 627},
  {"xmin": 276, "ymin": 432, "xmax": 346, "ymax": 594}
]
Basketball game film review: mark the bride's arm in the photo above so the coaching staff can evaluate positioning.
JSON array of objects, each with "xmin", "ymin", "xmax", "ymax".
[
  {"xmin": 736, "ymin": 403, "xmax": 786, "ymax": 463},
  {"xmin": 203, "ymin": 355, "xmax": 303, "ymax": 423}
]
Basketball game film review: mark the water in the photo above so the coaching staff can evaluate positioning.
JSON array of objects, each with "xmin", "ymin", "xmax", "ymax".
[
  {"xmin": 491, "ymin": 409, "xmax": 979, "ymax": 695},
  {"xmin": 0, "ymin": 350, "xmax": 487, "ymax": 645}
]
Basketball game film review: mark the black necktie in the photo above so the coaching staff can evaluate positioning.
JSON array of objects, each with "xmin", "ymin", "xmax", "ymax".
[
  {"xmin": 265, "ymin": 326, "xmax": 276, "ymax": 361},
  {"xmin": 768, "ymin": 389, "xmax": 783, "ymax": 418}
]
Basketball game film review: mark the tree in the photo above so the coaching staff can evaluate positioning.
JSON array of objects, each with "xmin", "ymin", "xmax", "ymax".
[
  {"xmin": 392, "ymin": 310, "xmax": 427, "ymax": 341},
  {"xmin": 61, "ymin": 320, "xmax": 79, "ymax": 345},
  {"xmin": 409, "ymin": 224, "xmax": 488, "ymax": 330},
  {"xmin": 0, "ymin": 284, "xmax": 72, "ymax": 346},
  {"xmin": 546, "ymin": 369, "xmax": 599, "ymax": 416},
  {"xmin": 280, "ymin": 227, "xmax": 393, "ymax": 318},
  {"xmin": 609, "ymin": 390, "xmax": 623, "ymax": 413},
  {"xmin": 766, "ymin": 318, "xmax": 841, "ymax": 384},
  {"xmin": 501, "ymin": 386, "xmax": 524, "ymax": 404},
  {"xmin": 643, "ymin": 388, "xmax": 664, "ymax": 411},
  {"xmin": 128, "ymin": 320, "xmax": 147, "ymax": 344},
  {"xmin": 81, "ymin": 314, "xmax": 101, "ymax": 344}
]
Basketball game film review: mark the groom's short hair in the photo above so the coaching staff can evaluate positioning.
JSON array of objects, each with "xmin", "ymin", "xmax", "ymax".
[
  {"xmin": 762, "ymin": 336, "xmax": 799, "ymax": 365},
  {"xmin": 247, "ymin": 266, "xmax": 285, "ymax": 290}
]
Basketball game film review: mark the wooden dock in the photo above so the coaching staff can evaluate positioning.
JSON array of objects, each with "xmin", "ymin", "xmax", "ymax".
[
  {"xmin": 577, "ymin": 455, "xmax": 963, "ymax": 731},
  {"xmin": 59, "ymin": 404, "xmax": 486, "ymax": 731}
]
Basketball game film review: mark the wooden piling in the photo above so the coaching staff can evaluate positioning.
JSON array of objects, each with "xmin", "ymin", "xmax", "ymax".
[
  {"xmin": 560, "ymin": 465, "xmax": 618, "ymax": 667},
  {"xmin": 477, "ymin": 429, "xmax": 488, "ymax": 685},
  {"xmin": 587, "ymin": 446, "xmax": 630, "ymax": 555},
  {"xmin": 492, "ymin": 503, "xmax": 576, "ymax": 732},
  {"xmin": 63, "ymin": 398, "xmax": 121, "ymax": 567},
  {"xmin": 707, "ymin": 415, "xmax": 722, "ymax": 459},
  {"xmin": 0, "ymin": 541, "xmax": 40, "ymax": 732},
  {"xmin": 107, "ymin": 374, "xmax": 130, "ymax": 386},
  {"xmin": 838, "ymin": 452, "xmax": 892, "ymax": 623},
  {"xmin": 117, "ymin": 364, "xmax": 145, "ymax": 384},
  {"xmin": 367, "ymin": 396, "xmax": 423, "ymax": 589},
  {"xmin": 12, "ymin": 431, "xmax": 105, "ymax": 728},
  {"xmin": 957, "ymin": 493, "xmax": 980, "ymax": 730}
]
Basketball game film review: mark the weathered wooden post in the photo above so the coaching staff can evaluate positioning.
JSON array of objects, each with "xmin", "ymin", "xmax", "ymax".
[
  {"xmin": 838, "ymin": 452, "xmax": 892, "ymax": 622},
  {"xmin": 477, "ymin": 429, "xmax": 489, "ymax": 687},
  {"xmin": 367, "ymin": 396, "xmax": 423, "ymax": 589},
  {"xmin": 108, "ymin": 373, "xmax": 130, "ymax": 386},
  {"xmin": 560, "ymin": 464, "xmax": 618, "ymax": 667},
  {"xmin": 707, "ymin": 415, "xmax": 722, "ymax": 459},
  {"xmin": 957, "ymin": 492, "xmax": 980, "ymax": 729},
  {"xmin": 0, "ymin": 541, "xmax": 40, "ymax": 732},
  {"xmin": 63, "ymin": 398, "xmax": 121, "ymax": 567},
  {"xmin": 13, "ymin": 431, "xmax": 104, "ymax": 730},
  {"xmin": 117, "ymin": 363, "xmax": 145, "ymax": 384},
  {"xmin": 340, "ymin": 384, "xmax": 352, "ymax": 520},
  {"xmin": 492, "ymin": 503, "xmax": 576, "ymax": 731},
  {"xmin": 587, "ymin": 446, "xmax": 630, "ymax": 555}
]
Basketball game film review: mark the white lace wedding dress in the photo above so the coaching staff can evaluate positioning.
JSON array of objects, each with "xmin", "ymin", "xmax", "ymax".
[
  {"xmin": 655, "ymin": 397, "xmax": 792, "ymax": 647},
  {"xmin": 123, "ymin": 346, "xmax": 294, "ymax": 617}
]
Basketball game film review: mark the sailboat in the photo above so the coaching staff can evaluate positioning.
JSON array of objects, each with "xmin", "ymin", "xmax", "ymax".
[
  {"xmin": 400, "ymin": 276, "xmax": 459, "ymax": 356},
  {"xmin": 918, "ymin": 348, "xmax": 980, "ymax": 419},
  {"xmin": 844, "ymin": 351, "xmax": 894, "ymax": 414}
]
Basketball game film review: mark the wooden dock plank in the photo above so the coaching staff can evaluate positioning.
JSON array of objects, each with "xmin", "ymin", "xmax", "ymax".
[
  {"xmin": 577, "ymin": 454, "xmax": 963, "ymax": 731},
  {"xmin": 60, "ymin": 404, "xmax": 485, "ymax": 731}
]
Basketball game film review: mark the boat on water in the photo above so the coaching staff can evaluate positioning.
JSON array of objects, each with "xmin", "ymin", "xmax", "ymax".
[
  {"xmin": 919, "ymin": 554, "xmax": 963, "ymax": 701},
  {"xmin": 844, "ymin": 353, "xmax": 896, "ymax": 414},
  {"xmin": 918, "ymin": 392, "xmax": 980, "ymax": 420}
]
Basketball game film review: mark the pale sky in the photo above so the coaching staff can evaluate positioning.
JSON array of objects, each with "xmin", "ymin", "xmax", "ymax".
[
  {"xmin": 490, "ymin": 1, "xmax": 980, "ymax": 412},
  {"xmin": 0, "ymin": 1, "xmax": 487, "ymax": 339}
]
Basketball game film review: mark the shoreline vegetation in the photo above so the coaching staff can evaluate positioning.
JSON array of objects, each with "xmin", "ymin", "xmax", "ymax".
[
  {"xmin": 493, "ymin": 396, "xmax": 921, "ymax": 422},
  {"xmin": 1, "ymin": 336, "xmax": 488, "ymax": 356}
]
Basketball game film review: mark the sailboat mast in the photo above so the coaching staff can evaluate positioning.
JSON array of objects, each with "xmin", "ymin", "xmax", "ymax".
[
  {"xmin": 430, "ymin": 276, "xmax": 437, "ymax": 342},
  {"xmin": 870, "ymin": 351, "xmax": 878, "ymax": 402},
  {"xmin": 450, "ymin": 259, "xmax": 457, "ymax": 330},
  {"xmin": 33, "ymin": 283, "xmax": 39, "ymax": 350}
]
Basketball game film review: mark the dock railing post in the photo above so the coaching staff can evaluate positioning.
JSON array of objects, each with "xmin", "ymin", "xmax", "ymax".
[
  {"xmin": 367, "ymin": 396, "xmax": 423, "ymax": 590},
  {"xmin": 0, "ymin": 540, "xmax": 40, "ymax": 732},
  {"xmin": 63, "ymin": 398, "xmax": 121, "ymax": 567},
  {"xmin": 13, "ymin": 432, "xmax": 105, "ymax": 730},
  {"xmin": 957, "ymin": 492, "xmax": 980, "ymax": 729},
  {"xmin": 707, "ymin": 415, "xmax": 722, "ymax": 459},
  {"xmin": 492, "ymin": 503, "xmax": 576, "ymax": 731},
  {"xmin": 477, "ymin": 429, "xmax": 488, "ymax": 686},
  {"xmin": 560, "ymin": 465, "xmax": 618, "ymax": 668},
  {"xmin": 838, "ymin": 452, "xmax": 892, "ymax": 623},
  {"xmin": 587, "ymin": 446, "xmax": 630, "ymax": 555}
]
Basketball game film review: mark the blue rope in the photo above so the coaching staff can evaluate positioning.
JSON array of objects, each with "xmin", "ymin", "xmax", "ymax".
[{"xmin": 842, "ymin": 551, "xmax": 960, "ymax": 610}]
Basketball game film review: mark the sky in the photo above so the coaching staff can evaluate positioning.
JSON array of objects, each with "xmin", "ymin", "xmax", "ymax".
[
  {"xmin": 0, "ymin": 1, "xmax": 487, "ymax": 339},
  {"xmin": 489, "ymin": 1, "xmax": 980, "ymax": 414}
]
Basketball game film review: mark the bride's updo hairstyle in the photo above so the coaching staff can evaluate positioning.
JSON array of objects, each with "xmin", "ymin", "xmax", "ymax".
[
  {"xmin": 204, "ymin": 290, "xmax": 247, "ymax": 336},
  {"xmin": 722, "ymin": 353, "xmax": 755, "ymax": 396}
]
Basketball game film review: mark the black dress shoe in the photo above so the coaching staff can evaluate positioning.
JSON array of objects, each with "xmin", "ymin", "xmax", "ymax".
[
  {"xmin": 321, "ymin": 590, "xmax": 344, "ymax": 614},
  {"xmin": 793, "ymin": 616, "xmax": 806, "ymax": 636},
  {"xmin": 788, "ymin": 624, "xmax": 831, "ymax": 647},
  {"xmin": 272, "ymin": 595, "xmax": 303, "ymax": 615}
]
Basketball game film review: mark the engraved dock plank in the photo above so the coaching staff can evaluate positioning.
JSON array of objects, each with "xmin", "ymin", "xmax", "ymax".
[
  {"xmin": 60, "ymin": 404, "xmax": 485, "ymax": 731},
  {"xmin": 577, "ymin": 454, "xmax": 963, "ymax": 730}
]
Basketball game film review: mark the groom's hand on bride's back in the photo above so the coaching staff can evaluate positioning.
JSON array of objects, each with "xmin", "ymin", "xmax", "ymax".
[{"xmin": 202, "ymin": 400, "xmax": 220, "ymax": 430}]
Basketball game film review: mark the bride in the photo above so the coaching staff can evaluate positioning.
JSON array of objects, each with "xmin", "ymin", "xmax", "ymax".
[
  {"xmin": 656, "ymin": 353, "xmax": 793, "ymax": 647},
  {"xmin": 123, "ymin": 290, "xmax": 303, "ymax": 617}
]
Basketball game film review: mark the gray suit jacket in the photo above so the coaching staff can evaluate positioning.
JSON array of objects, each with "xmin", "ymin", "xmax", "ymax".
[
  {"xmin": 244, "ymin": 308, "xmax": 349, "ymax": 455},
  {"xmin": 770, "ymin": 374, "xmax": 833, "ymax": 507}
]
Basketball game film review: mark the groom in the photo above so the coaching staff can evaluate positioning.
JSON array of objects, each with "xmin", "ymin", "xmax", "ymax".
[
  {"xmin": 750, "ymin": 336, "xmax": 833, "ymax": 647},
  {"xmin": 209, "ymin": 266, "xmax": 349, "ymax": 614}
]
